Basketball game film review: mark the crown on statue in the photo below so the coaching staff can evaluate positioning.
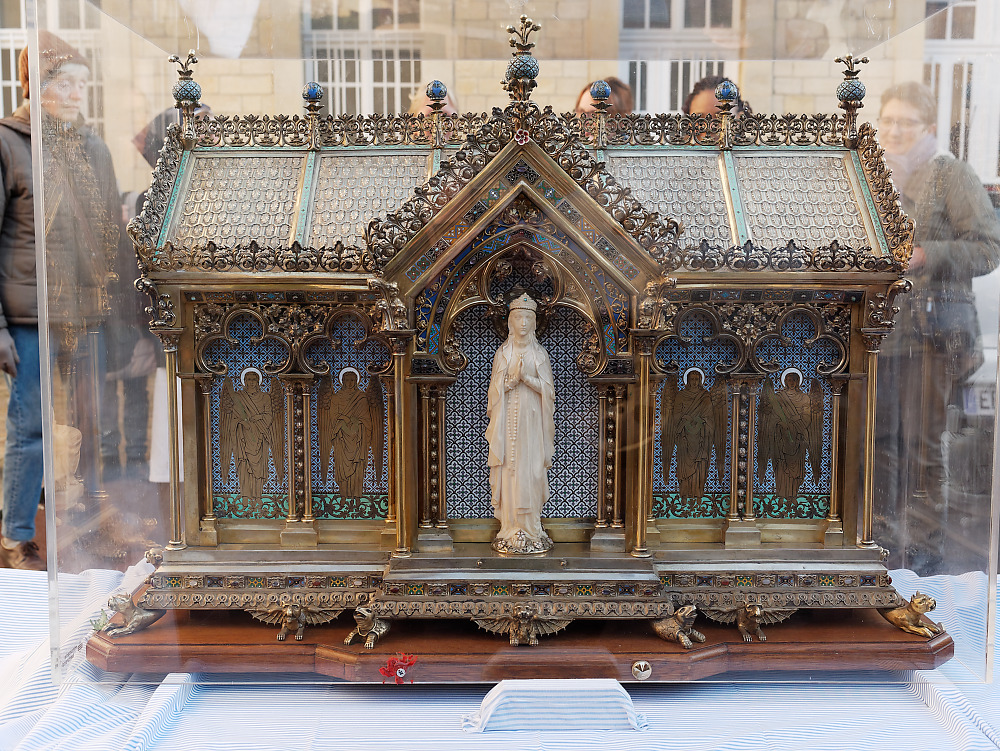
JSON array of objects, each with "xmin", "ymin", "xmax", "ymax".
[{"xmin": 509, "ymin": 293, "xmax": 537, "ymax": 312}]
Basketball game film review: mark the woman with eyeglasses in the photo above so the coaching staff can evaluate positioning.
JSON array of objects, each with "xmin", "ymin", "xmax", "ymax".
[{"xmin": 873, "ymin": 81, "xmax": 1000, "ymax": 573}]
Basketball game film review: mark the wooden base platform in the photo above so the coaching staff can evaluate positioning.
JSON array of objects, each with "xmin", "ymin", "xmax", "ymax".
[{"xmin": 87, "ymin": 607, "xmax": 954, "ymax": 682}]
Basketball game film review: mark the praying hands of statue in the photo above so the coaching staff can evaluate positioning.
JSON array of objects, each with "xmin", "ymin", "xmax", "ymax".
[
  {"xmin": 506, "ymin": 354, "xmax": 523, "ymax": 390},
  {"xmin": 514, "ymin": 356, "xmax": 544, "ymax": 394},
  {"xmin": 504, "ymin": 355, "xmax": 524, "ymax": 391}
]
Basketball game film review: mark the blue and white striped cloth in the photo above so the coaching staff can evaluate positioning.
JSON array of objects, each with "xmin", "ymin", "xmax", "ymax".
[{"xmin": 0, "ymin": 567, "xmax": 997, "ymax": 750}]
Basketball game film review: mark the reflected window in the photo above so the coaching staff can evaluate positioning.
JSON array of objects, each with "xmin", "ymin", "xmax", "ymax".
[
  {"xmin": 926, "ymin": 0, "xmax": 976, "ymax": 40},
  {"xmin": 304, "ymin": 0, "xmax": 423, "ymax": 116},
  {"xmin": 624, "ymin": 0, "xmax": 732, "ymax": 30},
  {"xmin": 623, "ymin": 0, "xmax": 645, "ymax": 29},
  {"xmin": 0, "ymin": 42, "xmax": 23, "ymax": 116}
]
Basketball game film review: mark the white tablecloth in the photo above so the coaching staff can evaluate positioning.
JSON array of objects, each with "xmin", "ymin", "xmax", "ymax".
[{"xmin": 0, "ymin": 566, "xmax": 996, "ymax": 751}]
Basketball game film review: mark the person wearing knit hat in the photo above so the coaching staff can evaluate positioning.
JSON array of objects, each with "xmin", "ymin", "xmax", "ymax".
[
  {"xmin": 0, "ymin": 32, "xmax": 121, "ymax": 570},
  {"xmin": 18, "ymin": 30, "xmax": 91, "ymax": 103}
]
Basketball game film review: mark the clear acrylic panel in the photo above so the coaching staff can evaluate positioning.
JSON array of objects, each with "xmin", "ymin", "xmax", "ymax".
[{"xmin": 22, "ymin": 0, "xmax": 997, "ymax": 686}]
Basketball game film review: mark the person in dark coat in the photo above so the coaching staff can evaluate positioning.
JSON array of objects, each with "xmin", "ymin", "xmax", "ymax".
[{"xmin": 0, "ymin": 32, "xmax": 122, "ymax": 569}]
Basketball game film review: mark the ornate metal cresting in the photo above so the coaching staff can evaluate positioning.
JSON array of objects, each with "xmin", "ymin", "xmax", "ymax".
[{"xmin": 117, "ymin": 33, "xmax": 932, "ymax": 656}]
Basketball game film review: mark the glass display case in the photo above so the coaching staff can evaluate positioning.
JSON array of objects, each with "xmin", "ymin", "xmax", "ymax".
[{"xmin": 21, "ymin": 0, "xmax": 997, "ymax": 685}]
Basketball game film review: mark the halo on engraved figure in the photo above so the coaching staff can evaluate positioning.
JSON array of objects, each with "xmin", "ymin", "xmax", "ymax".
[
  {"xmin": 338, "ymin": 366, "xmax": 361, "ymax": 387},
  {"xmin": 682, "ymin": 367, "xmax": 706, "ymax": 386},
  {"xmin": 781, "ymin": 367, "xmax": 803, "ymax": 387},
  {"xmin": 240, "ymin": 367, "xmax": 263, "ymax": 388}
]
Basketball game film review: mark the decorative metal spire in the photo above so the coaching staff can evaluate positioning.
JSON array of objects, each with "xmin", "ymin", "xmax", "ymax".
[
  {"xmin": 169, "ymin": 50, "xmax": 200, "ymax": 150},
  {"xmin": 424, "ymin": 80, "xmax": 449, "ymax": 147},
  {"xmin": 302, "ymin": 81, "xmax": 324, "ymax": 150},
  {"xmin": 502, "ymin": 15, "xmax": 541, "ymax": 103},
  {"xmin": 714, "ymin": 79, "xmax": 739, "ymax": 150},
  {"xmin": 834, "ymin": 54, "xmax": 869, "ymax": 148},
  {"xmin": 589, "ymin": 80, "xmax": 611, "ymax": 148}
]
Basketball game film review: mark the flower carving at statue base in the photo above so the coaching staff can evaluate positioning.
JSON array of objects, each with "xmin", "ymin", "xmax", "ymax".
[{"xmin": 492, "ymin": 529, "xmax": 554, "ymax": 555}]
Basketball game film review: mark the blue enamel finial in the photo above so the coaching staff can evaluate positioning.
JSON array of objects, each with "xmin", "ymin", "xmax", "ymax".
[
  {"xmin": 715, "ymin": 79, "xmax": 738, "ymax": 103},
  {"xmin": 590, "ymin": 80, "xmax": 611, "ymax": 101},
  {"xmin": 302, "ymin": 81, "xmax": 324, "ymax": 104},
  {"xmin": 505, "ymin": 54, "xmax": 540, "ymax": 82},
  {"xmin": 426, "ymin": 80, "xmax": 448, "ymax": 101},
  {"xmin": 169, "ymin": 50, "xmax": 201, "ymax": 105},
  {"xmin": 836, "ymin": 78, "xmax": 866, "ymax": 102},
  {"xmin": 172, "ymin": 78, "xmax": 201, "ymax": 105}
]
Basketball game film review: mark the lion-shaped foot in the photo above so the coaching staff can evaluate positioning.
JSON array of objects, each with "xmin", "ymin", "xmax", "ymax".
[
  {"xmin": 102, "ymin": 593, "xmax": 165, "ymax": 638},
  {"xmin": 878, "ymin": 592, "xmax": 943, "ymax": 638},
  {"xmin": 652, "ymin": 605, "xmax": 707, "ymax": 649},
  {"xmin": 344, "ymin": 605, "xmax": 389, "ymax": 650}
]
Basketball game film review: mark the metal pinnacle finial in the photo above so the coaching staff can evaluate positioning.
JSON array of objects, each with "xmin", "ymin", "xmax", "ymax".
[
  {"xmin": 502, "ymin": 15, "xmax": 542, "ymax": 104},
  {"xmin": 506, "ymin": 15, "xmax": 541, "ymax": 53},
  {"xmin": 168, "ymin": 50, "xmax": 199, "ymax": 81},
  {"xmin": 834, "ymin": 54, "xmax": 869, "ymax": 79},
  {"xmin": 169, "ymin": 50, "xmax": 200, "ymax": 150},
  {"xmin": 834, "ymin": 54, "xmax": 869, "ymax": 148}
]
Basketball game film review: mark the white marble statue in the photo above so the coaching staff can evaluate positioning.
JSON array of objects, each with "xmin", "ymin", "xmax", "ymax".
[{"xmin": 485, "ymin": 293, "xmax": 556, "ymax": 554}]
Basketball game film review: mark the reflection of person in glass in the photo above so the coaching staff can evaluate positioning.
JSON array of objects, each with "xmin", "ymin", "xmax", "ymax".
[
  {"xmin": 485, "ymin": 293, "xmax": 555, "ymax": 554},
  {"xmin": 683, "ymin": 75, "xmax": 752, "ymax": 116},
  {"xmin": 575, "ymin": 76, "xmax": 633, "ymax": 115},
  {"xmin": 874, "ymin": 82, "xmax": 1000, "ymax": 571},
  {"xmin": 0, "ymin": 33, "xmax": 120, "ymax": 569}
]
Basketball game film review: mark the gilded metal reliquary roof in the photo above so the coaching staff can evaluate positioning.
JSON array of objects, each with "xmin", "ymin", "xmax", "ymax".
[{"xmin": 128, "ymin": 48, "xmax": 912, "ymax": 278}]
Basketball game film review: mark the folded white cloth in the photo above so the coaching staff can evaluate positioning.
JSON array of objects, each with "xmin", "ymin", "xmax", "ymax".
[{"xmin": 461, "ymin": 679, "xmax": 647, "ymax": 732}]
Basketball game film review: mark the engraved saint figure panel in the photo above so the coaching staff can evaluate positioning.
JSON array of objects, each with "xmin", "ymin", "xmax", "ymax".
[
  {"xmin": 219, "ymin": 368, "xmax": 286, "ymax": 513},
  {"xmin": 317, "ymin": 368, "xmax": 385, "ymax": 502},
  {"xmin": 757, "ymin": 369, "xmax": 824, "ymax": 503},
  {"xmin": 306, "ymin": 316, "xmax": 390, "ymax": 519},
  {"xmin": 660, "ymin": 368, "xmax": 727, "ymax": 501}
]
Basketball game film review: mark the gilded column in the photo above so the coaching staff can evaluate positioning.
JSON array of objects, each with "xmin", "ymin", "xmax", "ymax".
[
  {"xmin": 612, "ymin": 383, "xmax": 626, "ymax": 528},
  {"xmin": 282, "ymin": 377, "xmax": 297, "ymax": 523},
  {"xmin": 631, "ymin": 331, "xmax": 656, "ymax": 558},
  {"xmin": 860, "ymin": 339, "xmax": 880, "ymax": 548},
  {"xmin": 419, "ymin": 384, "xmax": 432, "ymax": 528},
  {"xmin": 592, "ymin": 382, "xmax": 627, "ymax": 552},
  {"xmin": 860, "ymin": 280, "xmax": 910, "ymax": 548},
  {"xmin": 382, "ymin": 374, "xmax": 396, "ymax": 524},
  {"xmin": 726, "ymin": 377, "xmax": 741, "ymax": 522},
  {"xmin": 743, "ymin": 377, "xmax": 763, "ymax": 525},
  {"xmin": 279, "ymin": 375, "xmax": 317, "ymax": 547},
  {"xmin": 824, "ymin": 375, "xmax": 848, "ymax": 546},
  {"xmin": 724, "ymin": 377, "xmax": 762, "ymax": 548},
  {"xmin": 194, "ymin": 374, "xmax": 217, "ymax": 546},
  {"xmin": 435, "ymin": 384, "xmax": 448, "ymax": 528},
  {"xmin": 154, "ymin": 329, "xmax": 185, "ymax": 550},
  {"xmin": 596, "ymin": 386, "xmax": 609, "ymax": 528},
  {"xmin": 388, "ymin": 333, "xmax": 417, "ymax": 557},
  {"xmin": 301, "ymin": 383, "xmax": 314, "ymax": 523}
]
